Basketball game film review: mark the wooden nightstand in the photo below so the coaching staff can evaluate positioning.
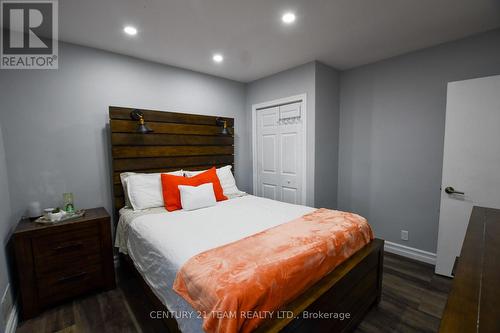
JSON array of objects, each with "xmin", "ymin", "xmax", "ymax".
[{"xmin": 12, "ymin": 207, "xmax": 116, "ymax": 320}]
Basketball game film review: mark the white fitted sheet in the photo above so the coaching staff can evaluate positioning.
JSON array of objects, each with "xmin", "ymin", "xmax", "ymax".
[{"xmin": 115, "ymin": 195, "xmax": 314, "ymax": 333}]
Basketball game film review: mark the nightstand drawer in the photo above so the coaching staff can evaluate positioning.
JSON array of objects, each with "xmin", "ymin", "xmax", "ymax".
[
  {"xmin": 35, "ymin": 251, "xmax": 102, "ymax": 276},
  {"xmin": 37, "ymin": 263, "xmax": 104, "ymax": 306},
  {"xmin": 32, "ymin": 225, "xmax": 100, "ymax": 259}
]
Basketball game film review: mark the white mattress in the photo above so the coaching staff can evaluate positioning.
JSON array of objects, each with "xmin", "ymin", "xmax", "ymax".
[{"xmin": 115, "ymin": 195, "xmax": 314, "ymax": 333}]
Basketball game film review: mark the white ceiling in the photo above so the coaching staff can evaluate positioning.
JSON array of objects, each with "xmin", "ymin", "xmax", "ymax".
[{"xmin": 59, "ymin": 0, "xmax": 500, "ymax": 82}]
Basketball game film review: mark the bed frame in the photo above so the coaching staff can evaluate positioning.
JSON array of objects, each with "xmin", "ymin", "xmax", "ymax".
[{"xmin": 109, "ymin": 106, "xmax": 384, "ymax": 333}]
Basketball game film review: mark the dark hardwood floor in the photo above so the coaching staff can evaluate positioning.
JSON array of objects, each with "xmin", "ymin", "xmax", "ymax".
[
  {"xmin": 355, "ymin": 253, "xmax": 452, "ymax": 333},
  {"xmin": 16, "ymin": 252, "xmax": 452, "ymax": 333}
]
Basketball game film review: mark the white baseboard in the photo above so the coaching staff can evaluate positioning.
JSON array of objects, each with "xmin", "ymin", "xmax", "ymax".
[
  {"xmin": 4, "ymin": 302, "xmax": 18, "ymax": 333},
  {"xmin": 384, "ymin": 241, "xmax": 436, "ymax": 265}
]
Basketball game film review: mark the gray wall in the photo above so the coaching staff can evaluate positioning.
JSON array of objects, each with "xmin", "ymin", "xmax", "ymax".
[
  {"xmin": 1, "ymin": 30, "xmax": 499, "ymax": 311},
  {"xmin": 245, "ymin": 62, "xmax": 316, "ymax": 206},
  {"xmin": 338, "ymin": 29, "xmax": 500, "ymax": 253},
  {"xmin": 0, "ymin": 42, "xmax": 248, "ymax": 222},
  {"xmin": 314, "ymin": 62, "xmax": 340, "ymax": 209},
  {"xmin": 0, "ymin": 123, "xmax": 13, "ymax": 328}
]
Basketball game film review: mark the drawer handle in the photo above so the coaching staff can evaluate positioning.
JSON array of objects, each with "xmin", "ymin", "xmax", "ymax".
[
  {"xmin": 57, "ymin": 271, "xmax": 88, "ymax": 284},
  {"xmin": 53, "ymin": 242, "xmax": 83, "ymax": 252}
]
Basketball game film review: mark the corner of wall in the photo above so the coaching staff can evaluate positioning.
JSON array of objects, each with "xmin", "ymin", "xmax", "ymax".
[{"xmin": 313, "ymin": 62, "xmax": 341, "ymax": 209}]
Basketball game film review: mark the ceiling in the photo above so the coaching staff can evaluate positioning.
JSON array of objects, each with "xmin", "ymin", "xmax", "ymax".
[{"xmin": 59, "ymin": 0, "xmax": 500, "ymax": 82}]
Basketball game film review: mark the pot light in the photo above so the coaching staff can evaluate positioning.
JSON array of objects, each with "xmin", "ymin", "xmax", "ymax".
[
  {"xmin": 213, "ymin": 54, "xmax": 224, "ymax": 63},
  {"xmin": 123, "ymin": 26, "xmax": 137, "ymax": 36},
  {"xmin": 282, "ymin": 12, "xmax": 296, "ymax": 24}
]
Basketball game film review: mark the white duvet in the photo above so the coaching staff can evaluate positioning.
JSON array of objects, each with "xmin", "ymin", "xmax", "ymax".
[{"xmin": 115, "ymin": 195, "xmax": 314, "ymax": 333}]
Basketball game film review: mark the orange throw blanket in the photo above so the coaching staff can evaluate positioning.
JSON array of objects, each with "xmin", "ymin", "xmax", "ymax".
[{"xmin": 173, "ymin": 208, "xmax": 373, "ymax": 333}]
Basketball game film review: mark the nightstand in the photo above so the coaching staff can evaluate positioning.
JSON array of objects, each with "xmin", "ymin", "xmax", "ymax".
[{"xmin": 12, "ymin": 207, "xmax": 116, "ymax": 320}]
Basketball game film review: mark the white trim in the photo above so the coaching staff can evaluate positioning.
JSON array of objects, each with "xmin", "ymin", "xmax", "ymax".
[
  {"xmin": 251, "ymin": 94, "xmax": 308, "ymax": 205},
  {"xmin": 4, "ymin": 302, "xmax": 18, "ymax": 333},
  {"xmin": 384, "ymin": 241, "xmax": 436, "ymax": 265}
]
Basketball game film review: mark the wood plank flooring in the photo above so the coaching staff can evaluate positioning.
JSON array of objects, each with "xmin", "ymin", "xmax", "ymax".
[
  {"xmin": 355, "ymin": 253, "xmax": 452, "ymax": 333},
  {"xmin": 16, "ymin": 252, "xmax": 452, "ymax": 333}
]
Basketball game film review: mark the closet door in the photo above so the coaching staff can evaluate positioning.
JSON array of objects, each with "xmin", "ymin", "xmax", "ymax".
[
  {"xmin": 278, "ymin": 103, "xmax": 302, "ymax": 204},
  {"xmin": 256, "ymin": 106, "xmax": 280, "ymax": 200},
  {"xmin": 256, "ymin": 102, "xmax": 303, "ymax": 204}
]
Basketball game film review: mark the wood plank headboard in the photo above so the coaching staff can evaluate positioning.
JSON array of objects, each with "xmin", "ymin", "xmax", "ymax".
[{"xmin": 109, "ymin": 106, "xmax": 234, "ymax": 211}]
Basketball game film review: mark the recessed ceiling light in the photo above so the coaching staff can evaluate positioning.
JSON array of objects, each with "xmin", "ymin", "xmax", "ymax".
[
  {"xmin": 213, "ymin": 54, "xmax": 224, "ymax": 63},
  {"xmin": 123, "ymin": 26, "xmax": 137, "ymax": 36},
  {"xmin": 282, "ymin": 12, "xmax": 296, "ymax": 24}
]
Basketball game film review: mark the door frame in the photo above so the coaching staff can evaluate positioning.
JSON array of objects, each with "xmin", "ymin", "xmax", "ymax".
[{"xmin": 251, "ymin": 93, "xmax": 308, "ymax": 205}]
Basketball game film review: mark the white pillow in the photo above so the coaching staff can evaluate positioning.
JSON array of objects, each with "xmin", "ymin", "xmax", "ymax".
[
  {"xmin": 125, "ymin": 170, "xmax": 183, "ymax": 210},
  {"xmin": 184, "ymin": 165, "xmax": 241, "ymax": 197},
  {"xmin": 119, "ymin": 172, "xmax": 135, "ymax": 207},
  {"xmin": 179, "ymin": 183, "xmax": 216, "ymax": 211}
]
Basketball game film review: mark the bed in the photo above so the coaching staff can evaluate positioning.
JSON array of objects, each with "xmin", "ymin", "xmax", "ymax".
[{"xmin": 109, "ymin": 106, "xmax": 384, "ymax": 333}]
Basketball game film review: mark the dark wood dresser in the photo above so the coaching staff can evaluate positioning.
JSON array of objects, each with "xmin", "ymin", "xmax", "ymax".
[
  {"xmin": 13, "ymin": 207, "xmax": 116, "ymax": 320},
  {"xmin": 439, "ymin": 206, "xmax": 500, "ymax": 333}
]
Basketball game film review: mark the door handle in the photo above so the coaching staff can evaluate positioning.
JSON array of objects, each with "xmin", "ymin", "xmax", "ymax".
[{"xmin": 445, "ymin": 186, "xmax": 464, "ymax": 195}]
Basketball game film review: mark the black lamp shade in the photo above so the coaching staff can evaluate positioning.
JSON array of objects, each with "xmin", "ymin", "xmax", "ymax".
[
  {"xmin": 216, "ymin": 117, "xmax": 232, "ymax": 135},
  {"xmin": 130, "ymin": 109, "xmax": 153, "ymax": 134},
  {"xmin": 137, "ymin": 122, "xmax": 153, "ymax": 134}
]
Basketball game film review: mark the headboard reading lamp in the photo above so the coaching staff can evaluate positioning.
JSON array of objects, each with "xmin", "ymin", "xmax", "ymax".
[
  {"xmin": 130, "ymin": 109, "xmax": 153, "ymax": 134},
  {"xmin": 216, "ymin": 117, "xmax": 232, "ymax": 135}
]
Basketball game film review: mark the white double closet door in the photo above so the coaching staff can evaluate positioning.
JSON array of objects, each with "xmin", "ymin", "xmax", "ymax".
[{"xmin": 256, "ymin": 102, "xmax": 304, "ymax": 205}]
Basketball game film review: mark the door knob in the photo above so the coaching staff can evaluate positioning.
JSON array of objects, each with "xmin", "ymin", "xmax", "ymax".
[{"xmin": 445, "ymin": 186, "xmax": 464, "ymax": 195}]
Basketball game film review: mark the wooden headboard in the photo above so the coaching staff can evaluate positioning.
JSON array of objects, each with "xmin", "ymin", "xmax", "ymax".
[{"xmin": 109, "ymin": 106, "xmax": 234, "ymax": 211}]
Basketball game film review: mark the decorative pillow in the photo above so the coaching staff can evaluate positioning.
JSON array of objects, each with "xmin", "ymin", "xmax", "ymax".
[
  {"xmin": 192, "ymin": 168, "xmax": 227, "ymax": 201},
  {"xmin": 179, "ymin": 183, "xmax": 216, "ymax": 211},
  {"xmin": 161, "ymin": 174, "xmax": 199, "ymax": 211},
  {"xmin": 161, "ymin": 168, "xmax": 227, "ymax": 212},
  {"xmin": 126, "ymin": 170, "xmax": 183, "ymax": 210},
  {"xmin": 184, "ymin": 165, "xmax": 241, "ymax": 197}
]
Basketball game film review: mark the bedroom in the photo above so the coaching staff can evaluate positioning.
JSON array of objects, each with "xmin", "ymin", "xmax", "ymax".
[{"xmin": 0, "ymin": 0, "xmax": 499, "ymax": 332}]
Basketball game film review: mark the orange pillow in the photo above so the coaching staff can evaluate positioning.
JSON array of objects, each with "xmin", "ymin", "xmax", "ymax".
[
  {"xmin": 161, "ymin": 167, "xmax": 227, "ymax": 211},
  {"xmin": 192, "ymin": 167, "xmax": 227, "ymax": 202},
  {"xmin": 161, "ymin": 173, "xmax": 198, "ymax": 211}
]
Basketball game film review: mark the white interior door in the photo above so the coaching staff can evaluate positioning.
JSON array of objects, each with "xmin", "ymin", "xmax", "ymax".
[
  {"xmin": 256, "ymin": 102, "xmax": 303, "ymax": 204},
  {"xmin": 435, "ymin": 75, "xmax": 500, "ymax": 277},
  {"xmin": 257, "ymin": 106, "xmax": 280, "ymax": 201}
]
